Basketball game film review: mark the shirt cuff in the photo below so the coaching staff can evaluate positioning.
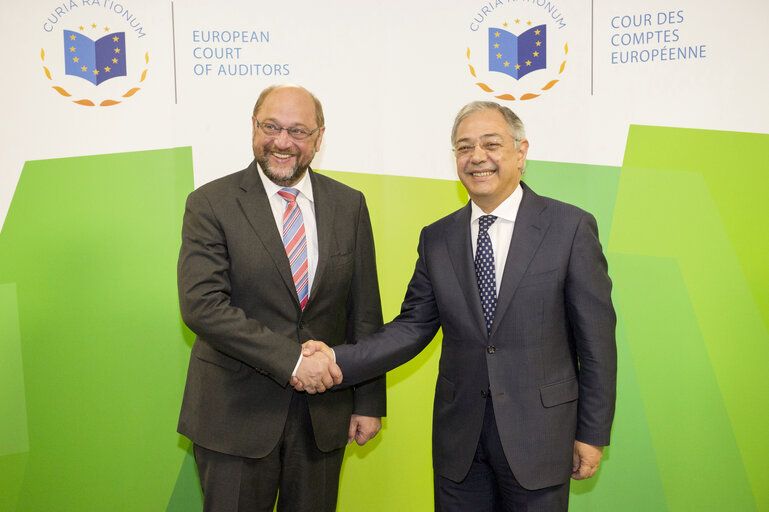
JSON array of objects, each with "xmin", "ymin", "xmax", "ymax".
[{"xmin": 291, "ymin": 353, "xmax": 303, "ymax": 378}]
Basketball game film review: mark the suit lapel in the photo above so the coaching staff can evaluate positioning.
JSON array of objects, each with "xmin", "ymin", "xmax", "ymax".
[
  {"xmin": 446, "ymin": 203, "xmax": 488, "ymax": 336},
  {"xmin": 491, "ymin": 183, "xmax": 549, "ymax": 337},
  {"xmin": 308, "ymin": 170, "xmax": 333, "ymax": 305},
  {"xmin": 235, "ymin": 161, "xmax": 299, "ymax": 306}
]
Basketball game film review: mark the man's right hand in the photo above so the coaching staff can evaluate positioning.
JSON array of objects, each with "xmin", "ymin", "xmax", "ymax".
[{"xmin": 292, "ymin": 340, "xmax": 341, "ymax": 393}]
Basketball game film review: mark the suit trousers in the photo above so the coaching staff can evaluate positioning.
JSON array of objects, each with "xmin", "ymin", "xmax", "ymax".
[
  {"xmin": 435, "ymin": 396, "xmax": 570, "ymax": 512},
  {"xmin": 194, "ymin": 392, "xmax": 345, "ymax": 512}
]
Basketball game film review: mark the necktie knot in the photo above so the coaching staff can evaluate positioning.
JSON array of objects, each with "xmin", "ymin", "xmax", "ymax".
[
  {"xmin": 478, "ymin": 215, "xmax": 497, "ymax": 234},
  {"xmin": 278, "ymin": 188, "xmax": 299, "ymax": 203}
]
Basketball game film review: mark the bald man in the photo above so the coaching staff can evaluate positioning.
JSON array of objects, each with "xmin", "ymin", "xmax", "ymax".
[{"xmin": 177, "ymin": 84, "xmax": 385, "ymax": 512}]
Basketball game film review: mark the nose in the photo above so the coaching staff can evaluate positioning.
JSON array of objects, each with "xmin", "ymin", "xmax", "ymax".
[
  {"xmin": 273, "ymin": 128, "xmax": 292, "ymax": 148},
  {"xmin": 470, "ymin": 143, "xmax": 487, "ymax": 163}
]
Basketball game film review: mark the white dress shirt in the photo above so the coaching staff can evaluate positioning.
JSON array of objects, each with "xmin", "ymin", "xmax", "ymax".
[{"xmin": 470, "ymin": 184, "xmax": 524, "ymax": 295}]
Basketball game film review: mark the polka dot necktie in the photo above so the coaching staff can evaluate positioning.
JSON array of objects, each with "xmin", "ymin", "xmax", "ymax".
[
  {"xmin": 277, "ymin": 188, "xmax": 309, "ymax": 310},
  {"xmin": 475, "ymin": 215, "xmax": 498, "ymax": 335}
]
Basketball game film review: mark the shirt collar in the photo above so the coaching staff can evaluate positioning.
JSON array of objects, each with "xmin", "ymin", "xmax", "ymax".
[
  {"xmin": 256, "ymin": 162, "xmax": 314, "ymax": 203},
  {"xmin": 470, "ymin": 183, "xmax": 524, "ymax": 224}
]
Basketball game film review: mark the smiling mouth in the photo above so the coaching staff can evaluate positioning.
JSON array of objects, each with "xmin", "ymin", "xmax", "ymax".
[
  {"xmin": 471, "ymin": 170, "xmax": 495, "ymax": 177},
  {"xmin": 270, "ymin": 151, "xmax": 296, "ymax": 160}
]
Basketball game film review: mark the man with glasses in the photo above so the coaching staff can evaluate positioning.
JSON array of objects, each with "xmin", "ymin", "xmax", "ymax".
[
  {"xmin": 177, "ymin": 84, "xmax": 385, "ymax": 512},
  {"xmin": 302, "ymin": 101, "xmax": 617, "ymax": 511}
]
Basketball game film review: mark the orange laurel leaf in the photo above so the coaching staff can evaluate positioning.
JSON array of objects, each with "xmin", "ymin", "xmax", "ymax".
[
  {"xmin": 564, "ymin": 43, "xmax": 569, "ymax": 54},
  {"xmin": 52, "ymin": 86, "xmax": 71, "ymax": 97},
  {"xmin": 520, "ymin": 93, "xmax": 540, "ymax": 101},
  {"xmin": 468, "ymin": 65, "xmax": 477, "ymax": 77},
  {"xmin": 41, "ymin": 49, "xmax": 45, "ymax": 60},
  {"xmin": 495, "ymin": 94, "xmax": 516, "ymax": 101},
  {"xmin": 542, "ymin": 80, "xmax": 558, "ymax": 90},
  {"xmin": 123, "ymin": 87, "xmax": 141, "ymax": 97},
  {"xmin": 43, "ymin": 67, "xmax": 52, "ymax": 80},
  {"xmin": 73, "ymin": 99, "xmax": 95, "ymax": 106},
  {"xmin": 476, "ymin": 82, "xmax": 494, "ymax": 92},
  {"xmin": 140, "ymin": 69, "xmax": 147, "ymax": 82},
  {"xmin": 100, "ymin": 99, "xmax": 121, "ymax": 106},
  {"xmin": 467, "ymin": 48, "xmax": 471, "ymax": 59},
  {"xmin": 145, "ymin": 52, "xmax": 149, "ymax": 64},
  {"xmin": 559, "ymin": 61, "xmax": 566, "ymax": 73}
]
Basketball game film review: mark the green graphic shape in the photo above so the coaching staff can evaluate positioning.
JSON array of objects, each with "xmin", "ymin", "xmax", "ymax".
[
  {"xmin": 0, "ymin": 148, "xmax": 194, "ymax": 511},
  {"xmin": 609, "ymin": 125, "xmax": 769, "ymax": 511},
  {"xmin": 0, "ymin": 283, "xmax": 29, "ymax": 457},
  {"xmin": 2, "ymin": 134, "xmax": 766, "ymax": 511}
]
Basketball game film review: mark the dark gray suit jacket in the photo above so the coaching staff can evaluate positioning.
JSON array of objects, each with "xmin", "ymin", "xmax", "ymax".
[
  {"xmin": 335, "ymin": 182, "xmax": 616, "ymax": 490},
  {"xmin": 177, "ymin": 161, "xmax": 385, "ymax": 457}
]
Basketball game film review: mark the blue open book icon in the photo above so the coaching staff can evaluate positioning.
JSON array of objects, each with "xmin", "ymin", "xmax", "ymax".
[
  {"xmin": 488, "ymin": 25, "xmax": 547, "ymax": 80},
  {"xmin": 63, "ymin": 30, "xmax": 127, "ymax": 85}
]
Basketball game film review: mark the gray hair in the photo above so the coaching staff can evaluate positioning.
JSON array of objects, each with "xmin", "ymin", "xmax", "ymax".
[{"xmin": 451, "ymin": 101, "xmax": 526, "ymax": 145}]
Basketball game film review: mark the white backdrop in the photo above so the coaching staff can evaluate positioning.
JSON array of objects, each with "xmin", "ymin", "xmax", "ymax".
[{"xmin": 3, "ymin": 0, "xmax": 768, "ymax": 228}]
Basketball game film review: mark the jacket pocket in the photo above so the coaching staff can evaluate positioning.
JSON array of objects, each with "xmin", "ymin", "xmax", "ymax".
[
  {"xmin": 517, "ymin": 268, "xmax": 558, "ymax": 288},
  {"xmin": 194, "ymin": 341, "xmax": 242, "ymax": 372},
  {"xmin": 540, "ymin": 376, "xmax": 578, "ymax": 407}
]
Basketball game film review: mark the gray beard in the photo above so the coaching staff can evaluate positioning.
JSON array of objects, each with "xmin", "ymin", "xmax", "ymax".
[{"xmin": 256, "ymin": 157, "xmax": 309, "ymax": 187}]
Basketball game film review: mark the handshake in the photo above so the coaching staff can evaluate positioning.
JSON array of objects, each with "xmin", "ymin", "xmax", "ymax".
[{"xmin": 290, "ymin": 340, "xmax": 342, "ymax": 394}]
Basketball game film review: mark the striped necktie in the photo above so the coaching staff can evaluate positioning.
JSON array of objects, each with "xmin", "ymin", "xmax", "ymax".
[{"xmin": 277, "ymin": 188, "xmax": 309, "ymax": 310}]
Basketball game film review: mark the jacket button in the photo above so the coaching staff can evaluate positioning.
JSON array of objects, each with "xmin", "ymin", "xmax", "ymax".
[
  {"xmin": 487, "ymin": 345, "xmax": 496, "ymax": 354},
  {"xmin": 481, "ymin": 390, "xmax": 488, "ymax": 398},
  {"xmin": 298, "ymin": 322, "xmax": 305, "ymax": 330}
]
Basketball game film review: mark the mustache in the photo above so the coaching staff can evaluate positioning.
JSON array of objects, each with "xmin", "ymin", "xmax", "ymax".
[{"xmin": 266, "ymin": 145, "xmax": 298, "ymax": 156}]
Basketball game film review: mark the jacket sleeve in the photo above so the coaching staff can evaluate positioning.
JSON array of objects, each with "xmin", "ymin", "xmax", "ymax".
[
  {"xmin": 565, "ymin": 212, "xmax": 617, "ymax": 446},
  {"xmin": 177, "ymin": 189, "xmax": 300, "ymax": 385},
  {"xmin": 336, "ymin": 228, "xmax": 442, "ymax": 387}
]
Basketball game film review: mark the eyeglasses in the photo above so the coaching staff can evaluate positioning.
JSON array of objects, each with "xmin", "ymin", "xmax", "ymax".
[
  {"xmin": 255, "ymin": 120, "xmax": 322, "ymax": 141},
  {"xmin": 453, "ymin": 138, "xmax": 520, "ymax": 158}
]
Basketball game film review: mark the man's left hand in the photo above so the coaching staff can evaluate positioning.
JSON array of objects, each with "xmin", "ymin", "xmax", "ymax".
[
  {"xmin": 347, "ymin": 414, "xmax": 381, "ymax": 446},
  {"xmin": 571, "ymin": 440, "xmax": 604, "ymax": 480}
]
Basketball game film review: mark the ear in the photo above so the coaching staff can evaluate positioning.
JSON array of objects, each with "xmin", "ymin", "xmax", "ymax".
[
  {"xmin": 517, "ymin": 139, "xmax": 530, "ymax": 168},
  {"xmin": 313, "ymin": 126, "xmax": 326, "ymax": 151},
  {"xmin": 251, "ymin": 116, "xmax": 257, "ymax": 138}
]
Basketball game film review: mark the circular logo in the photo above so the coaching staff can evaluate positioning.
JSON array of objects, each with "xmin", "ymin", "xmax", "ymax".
[
  {"xmin": 464, "ymin": 1, "xmax": 569, "ymax": 101},
  {"xmin": 39, "ymin": 2, "xmax": 150, "ymax": 107}
]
